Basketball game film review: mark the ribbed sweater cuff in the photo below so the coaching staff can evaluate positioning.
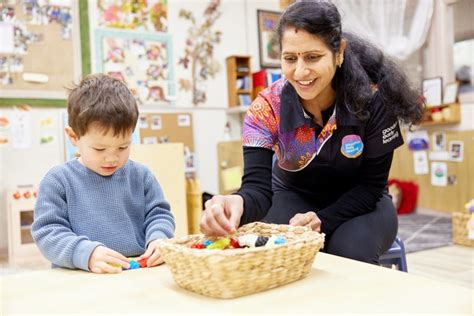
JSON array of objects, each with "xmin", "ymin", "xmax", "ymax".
[
  {"xmin": 147, "ymin": 231, "xmax": 168, "ymax": 245},
  {"xmin": 72, "ymin": 240, "xmax": 103, "ymax": 271}
]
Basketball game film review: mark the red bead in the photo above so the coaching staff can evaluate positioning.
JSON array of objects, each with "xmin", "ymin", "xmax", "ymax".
[
  {"xmin": 230, "ymin": 238, "xmax": 240, "ymax": 248},
  {"xmin": 137, "ymin": 257, "xmax": 148, "ymax": 268}
]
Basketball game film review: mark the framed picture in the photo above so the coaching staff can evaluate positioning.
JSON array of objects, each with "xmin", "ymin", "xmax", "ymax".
[
  {"xmin": 443, "ymin": 82, "xmax": 459, "ymax": 104},
  {"xmin": 0, "ymin": 1, "xmax": 81, "ymax": 100},
  {"xmin": 448, "ymin": 141, "xmax": 463, "ymax": 162},
  {"xmin": 257, "ymin": 10, "xmax": 281, "ymax": 68},
  {"xmin": 95, "ymin": 28, "xmax": 175, "ymax": 106},
  {"xmin": 422, "ymin": 77, "xmax": 443, "ymax": 107}
]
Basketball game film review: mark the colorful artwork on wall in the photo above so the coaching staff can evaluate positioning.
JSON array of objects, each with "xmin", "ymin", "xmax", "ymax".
[
  {"xmin": 0, "ymin": 0, "xmax": 81, "ymax": 99},
  {"xmin": 257, "ymin": 9, "xmax": 281, "ymax": 68},
  {"xmin": 178, "ymin": 0, "xmax": 222, "ymax": 106},
  {"xmin": 95, "ymin": 28, "xmax": 175, "ymax": 106},
  {"xmin": 96, "ymin": 0, "xmax": 168, "ymax": 32}
]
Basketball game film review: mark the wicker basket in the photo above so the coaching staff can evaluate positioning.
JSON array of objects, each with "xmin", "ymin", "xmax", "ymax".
[
  {"xmin": 158, "ymin": 222, "xmax": 325, "ymax": 299},
  {"xmin": 452, "ymin": 212, "xmax": 474, "ymax": 247}
]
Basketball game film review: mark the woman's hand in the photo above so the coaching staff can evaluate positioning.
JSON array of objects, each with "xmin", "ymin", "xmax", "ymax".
[
  {"xmin": 289, "ymin": 211, "xmax": 321, "ymax": 232},
  {"xmin": 140, "ymin": 239, "xmax": 165, "ymax": 267},
  {"xmin": 200, "ymin": 195, "xmax": 244, "ymax": 236},
  {"xmin": 88, "ymin": 245, "xmax": 130, "ymax": 273}
]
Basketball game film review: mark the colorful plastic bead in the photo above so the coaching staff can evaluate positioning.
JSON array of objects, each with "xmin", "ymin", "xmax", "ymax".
[
  {"xmin": 229, "ymin": 237, "xmax": 240, "ymax": 248},
  {"xmin": 203, "ymin": 240, "xmax": 213, "ymax": 247},
  {"xmin": 207, "ymin": 238, "xmax": 230, "ymax": 249},
  {"xmin": 137, "ymin": 257, "xmax": 148, "ymax": 268},
  {"xmin": 129, "ymin": 260, "xmax": 140, "ymax": 269},
  {"xmin": 255, "ymin": 236, "xmax": 269, "ymax": 247},
  {"xmin": 237, "ymin": 234, "xmax": 258, "ymax": 247},
  {"xmin": 191, "ymin": 242, "xmax": 205, "ymax": 249}
]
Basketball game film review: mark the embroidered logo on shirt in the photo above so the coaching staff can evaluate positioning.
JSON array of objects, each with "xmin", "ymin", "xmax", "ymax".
[
  {"xmin": 341, "ymin": 135, "xmax": 364, "ymax": 158},
  {"xmin": 382, "ymin": 121, "xmax": 399, "ymax": 144}
]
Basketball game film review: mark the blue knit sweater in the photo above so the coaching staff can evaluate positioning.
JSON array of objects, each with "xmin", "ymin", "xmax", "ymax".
[{"xmin": 31, "ymin": 159, "xmax": 175, "ymax": 271}]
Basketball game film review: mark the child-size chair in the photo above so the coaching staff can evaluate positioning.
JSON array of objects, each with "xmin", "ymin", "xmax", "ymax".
[{"xmin": 379, "ymin": 236, "xmax": 408, "ymax": 272}]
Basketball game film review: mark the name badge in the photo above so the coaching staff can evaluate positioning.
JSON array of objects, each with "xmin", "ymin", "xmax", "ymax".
[{"xmin": 341, "ymin": 135, "xmax": 364, "ymax": 158}]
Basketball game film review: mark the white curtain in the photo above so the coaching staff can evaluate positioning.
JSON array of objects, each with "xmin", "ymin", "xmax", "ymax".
[{"xmin": 332, "ymin": 0, "xmax": 434, "ymax": 60}]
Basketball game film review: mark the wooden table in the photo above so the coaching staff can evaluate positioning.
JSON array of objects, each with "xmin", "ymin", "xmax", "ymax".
[{"xmin": 1, "ymin": 253, "xmax": 472, "ymax": 314}]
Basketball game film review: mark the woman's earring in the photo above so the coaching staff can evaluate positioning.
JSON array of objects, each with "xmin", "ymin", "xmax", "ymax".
[{"xmin": 338, "ymin": 55, "xmax": 344, "ymax": 68}]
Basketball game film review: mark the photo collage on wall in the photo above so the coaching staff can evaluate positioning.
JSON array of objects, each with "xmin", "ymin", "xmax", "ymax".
[
  {"xmin": 0, "ymin": 0, "xmax": 79, "ymax": 99},
  {"xmin": 93, "ymin": 0, "xmax": 174, "ymax": 106}
]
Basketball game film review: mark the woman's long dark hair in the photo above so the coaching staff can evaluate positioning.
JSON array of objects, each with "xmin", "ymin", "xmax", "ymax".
[{"xmin": 277, "ymin": 0, "xmax": 424, "ymax": 126}]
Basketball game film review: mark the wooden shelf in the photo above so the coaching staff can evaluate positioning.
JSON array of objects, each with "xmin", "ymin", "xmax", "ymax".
[
  {"xmin": 226, "ymin": 56, "xmax": 253, "ymax": 107},
  {"xmin": 420, "ymin": 103, "xmax": 461, "ymax": 126},
  {"xmin": 237, "ymin": 89, "xmax": 252, "ymax": 94}
]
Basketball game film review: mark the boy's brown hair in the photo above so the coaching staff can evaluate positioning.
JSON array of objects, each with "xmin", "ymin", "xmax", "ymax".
[{"xmin": 67, "ymin": 74, "xmax": 138, "ymax": 138}]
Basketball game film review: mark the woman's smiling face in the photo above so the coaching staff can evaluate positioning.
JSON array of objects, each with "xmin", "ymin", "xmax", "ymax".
[{"xmin": 281, "ymin": 27, "xmax": 339, "ymax": 108}]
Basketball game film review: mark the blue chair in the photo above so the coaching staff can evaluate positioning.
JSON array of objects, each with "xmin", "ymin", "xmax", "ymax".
[{"xmin": 379, "ymin": 236, "xmax": 408, "ymax": 272}]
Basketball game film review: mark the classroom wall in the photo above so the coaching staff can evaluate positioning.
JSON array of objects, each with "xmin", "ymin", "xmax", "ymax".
[
  {"xmin": 390, "ymin": 102, "xmax": 474, "ymax": 213},
  {"xmin": 0, "ymin": 0, "xmax": 280, "ymax": 253}
]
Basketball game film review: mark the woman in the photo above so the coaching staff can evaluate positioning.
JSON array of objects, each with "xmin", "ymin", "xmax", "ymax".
[{"xmin": 201, "ymin": 0, "xmax": 423, "ymax": 264}]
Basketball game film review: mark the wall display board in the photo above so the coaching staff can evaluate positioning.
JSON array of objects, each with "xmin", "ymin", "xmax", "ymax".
[
  {"xmin": 95, "ymin": 0, "xmax": 167, "ymax": 32},
  {"xmin": 0, "ymin": 0, "xmax": 81, "ymax": 99},
  {"xmin": 390, "ymin": 129, "xmax": 474, "ymax": 213},
  {"xmin": 95, "ymin": 28, "xmax": 175, "ymax": 106},
  {"xmin": 138, "ymin": 112, "xmax": 195, "ymax": 173}
]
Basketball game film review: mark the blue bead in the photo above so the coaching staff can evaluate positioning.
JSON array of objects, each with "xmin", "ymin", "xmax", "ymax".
[
  {"xmin": 129, "ymin": 260, "xmax": 140, "ymax": 269},
  {"xmin": 274, "ymin": 236, "xmax": 286, "ymax": 244}
]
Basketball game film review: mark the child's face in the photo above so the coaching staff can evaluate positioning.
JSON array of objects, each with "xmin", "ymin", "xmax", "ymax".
[{"xmin": 66, "ymin": 122, "xmax": 132, "ymax": 176}]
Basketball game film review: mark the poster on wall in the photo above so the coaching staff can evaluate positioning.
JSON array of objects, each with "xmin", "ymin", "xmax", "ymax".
[
  {"xmin": 0, "ymin": 0, "xmax": 81, "ymax": 99},
  {"xmin": 431, "ymin": 131, "xmax": 446, "ymax": 151},
  {"xmin": 95, "ymin": 28, "xmax": 175, "ymax": 106},
  {"xmin": 95, "ymin": 0, "xmax": 168, "ymax": 32},
  {"xmin": 448, "ymin": 141, "xmax": 464, "ymax": 162},
  {"xmin": 431, "ymin": 162, "xmax": 447, "ymax": 187},
  {"xmin": 413, "ymin": 151, "xmax": 429, "ymax": 175}
]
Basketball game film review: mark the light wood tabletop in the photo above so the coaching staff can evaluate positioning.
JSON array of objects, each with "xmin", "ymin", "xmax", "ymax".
[{"xmin": 1, "ymin": 252, "xmax": 472, "ymax": 314}]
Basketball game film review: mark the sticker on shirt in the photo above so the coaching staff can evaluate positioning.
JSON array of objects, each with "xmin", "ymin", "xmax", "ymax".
[{"xmin": 341, "ymin": 135, "xmax": 364, "ymax": 158}]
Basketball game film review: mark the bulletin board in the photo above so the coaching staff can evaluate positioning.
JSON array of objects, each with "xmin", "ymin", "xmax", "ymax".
[
  {"xmin": 0, "ymin": 1, "xmax": 82, "ymax": 99},
  {"xmin": 63, "ymin": 111, "xmax": 195, "ymax": 173},
  {"xmin": 138, "ymin": 112, "xmax": 193, "ymax": 151},
  {"xmin": 94, "ymin": 0, "xmax": 168, "ymax": 32},
  {"xmin": 390, "ymin": 129, "xmax": 474, "ymax": 213},
  {"xmin": 138, "ymin": 112, "xmax": 195, "ymax": 173},
  {"xmin": 94, "ymin": 28, "xmax": 175, "ymax": 106}
]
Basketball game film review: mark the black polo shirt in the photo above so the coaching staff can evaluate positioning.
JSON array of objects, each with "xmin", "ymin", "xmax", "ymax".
[
  {"xmin": 273, "ymin": 82, "xmax": 403, "ymax": 204},
  {"xmin": 237, "ymin": 81, "xmax": 403, "ymax": 234}
]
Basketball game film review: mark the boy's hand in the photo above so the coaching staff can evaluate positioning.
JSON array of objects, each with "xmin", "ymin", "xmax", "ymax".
[
  {"xmin": 89, "ymin": 246, "xmax": 130, "ymax": 274},
  {"xmin": 141, "ymin": 239, "xmax": 165, "ymax": 267}
]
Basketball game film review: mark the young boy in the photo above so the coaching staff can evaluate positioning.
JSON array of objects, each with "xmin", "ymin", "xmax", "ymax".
[{"xmin": 32, "ymin": 74, "xmax": 175, "ymax": 273}]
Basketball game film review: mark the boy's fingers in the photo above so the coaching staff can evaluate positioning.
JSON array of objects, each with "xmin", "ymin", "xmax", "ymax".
[
  {"xmin": 98, "ymin": 261, "xmax": 122, "ymax": 274},
  {"xmin": 106, "ymin": 256, "xmax": 130, "ymax": 269},
  {"xmin": 148, "ymin": 255, "xmax": 164, "ymax": 267},
  {"xmin": 141, "ymin": 247, "xmax": 153, "ymax": 259}
]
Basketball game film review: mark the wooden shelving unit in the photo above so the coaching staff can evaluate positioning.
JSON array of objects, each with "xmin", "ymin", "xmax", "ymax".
[
  {"xmin": 226, "ymin": 55, "xmax": 252, "ymax": 107},
  {"xmin": 420, "ymin": 103, "xmax": 461, "ymax": 126}
]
